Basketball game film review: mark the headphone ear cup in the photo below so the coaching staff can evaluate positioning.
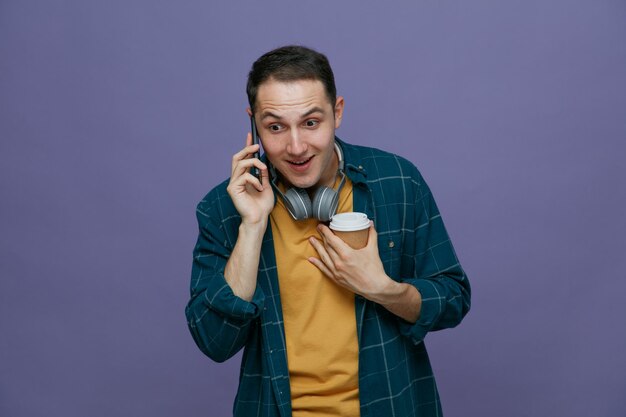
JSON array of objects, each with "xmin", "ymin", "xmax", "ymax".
[
  {"xmin": 283, "ymin": 188, "xmax": 312, "ymax": 220},
  {"xmin": 311, "ymin": 186, "xmax": 339, "ymax": 222}
]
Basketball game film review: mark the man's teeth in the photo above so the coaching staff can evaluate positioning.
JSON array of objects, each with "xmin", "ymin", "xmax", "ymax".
[{"xmin": 290, "ymin": 158, "xmax": 311, "ymax": 165}]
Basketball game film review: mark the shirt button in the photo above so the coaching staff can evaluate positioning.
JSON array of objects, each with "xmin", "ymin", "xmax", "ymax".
[
  {"xmin": 358, "ymin": 165, "xmax": 364, "ymax": 170},
  {"xmin": 388, "ymin": 241, "xmax": 395, "ymax": 248}
]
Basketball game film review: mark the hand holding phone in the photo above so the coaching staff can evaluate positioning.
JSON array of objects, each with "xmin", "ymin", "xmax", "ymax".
[
  {"xmin": 249, "ymin": 115, "xmax": 262, "ymax": 182},
  {"xmin": 226, "ymin": 116, "xmax": 273, "ymax": 223}
]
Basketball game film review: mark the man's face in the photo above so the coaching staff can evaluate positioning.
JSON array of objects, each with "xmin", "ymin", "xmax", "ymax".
[{"xmin": 252, "ymin": 78, "xmax": 344, "ymax": 190}]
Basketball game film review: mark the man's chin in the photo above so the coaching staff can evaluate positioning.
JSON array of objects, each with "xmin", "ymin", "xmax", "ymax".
[
  {"xmin": 286, "ymin": 180, "xmax": 316, "ymax": 190},
  {"xmin": 281, "ymin": 174, "xmax": 318, "ymax": 190}
]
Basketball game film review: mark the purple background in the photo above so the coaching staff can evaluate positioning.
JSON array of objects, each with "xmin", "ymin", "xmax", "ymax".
[{"xmin": 1, "ymin": 1, "xmax": 625, "ymax": 416}]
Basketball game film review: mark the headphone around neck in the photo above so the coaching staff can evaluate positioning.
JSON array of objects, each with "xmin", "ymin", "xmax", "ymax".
[{"xmin": 269, "ymin": 142, "xmax": 346, "ymax": 222}]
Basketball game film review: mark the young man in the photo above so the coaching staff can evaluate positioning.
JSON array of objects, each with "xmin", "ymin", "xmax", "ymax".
[{"xmin": 186, "ymin": 45, "xmax": 471, "ymax": 417}]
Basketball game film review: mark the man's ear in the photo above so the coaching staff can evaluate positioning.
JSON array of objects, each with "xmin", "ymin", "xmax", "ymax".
[
  {"xmin": 246, "ymin": 107, "xmax": 253, "ymax": 117},
  {"xmin": 334, "ymin": 96, "xmax": 345, "ymax": 129}
]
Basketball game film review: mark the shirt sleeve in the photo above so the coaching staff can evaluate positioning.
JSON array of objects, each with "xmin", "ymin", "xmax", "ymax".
[
  {"xmin": 185, "ymin": 192, "xmax": 265, "ymax": 362},
  {"xmin": 397, "ymin": 168, "xmax": 471, "ymax": 345}
]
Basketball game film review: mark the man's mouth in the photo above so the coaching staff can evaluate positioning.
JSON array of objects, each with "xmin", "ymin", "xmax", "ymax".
[{"xmin": 287, "ymin": 156, "xmax": 314, "ymax": 166}]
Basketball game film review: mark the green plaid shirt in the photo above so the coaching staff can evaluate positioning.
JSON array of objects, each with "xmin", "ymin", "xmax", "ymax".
[{"xmin": 186, "ymin": 138, "xmax": 471, "ymax": 417}]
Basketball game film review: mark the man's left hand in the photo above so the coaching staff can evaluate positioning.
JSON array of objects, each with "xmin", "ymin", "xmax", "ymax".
[
  {"xmin": 309, "ymin": 222, "xmax": 421, "ymax": 323},
  {"xmin": 308, "ymin": 222, "xmax": 391, "ymax": 301}
]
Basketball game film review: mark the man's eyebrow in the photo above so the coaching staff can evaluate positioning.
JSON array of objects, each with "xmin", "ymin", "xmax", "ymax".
[
  {"xmin": 302, "ymin": 107, "xmax": 325, "ymax": 118},
  {"xmin": 259, "ymin": 107, "xmax": 326, "ymax": 121},
  {"xmin": 260, "ymin": 111, "xmax": 282, "ymax": 121}
]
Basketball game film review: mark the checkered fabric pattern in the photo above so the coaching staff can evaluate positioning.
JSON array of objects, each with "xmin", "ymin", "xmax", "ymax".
[{"xmin": 186, "ymin": 138, "xmax": 471, "ymax": 417}]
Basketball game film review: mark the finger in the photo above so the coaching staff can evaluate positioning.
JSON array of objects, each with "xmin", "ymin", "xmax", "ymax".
[
  {"xmin": 233, "ymin": 157, "xmax": 266, "ymax": 174},
  {"xmin": 231, "ymin": 143, "xmax": 262, "ymax": 175},
  {"xmin": 308, "ymin": 256, "xmax": 334, "ymax": 278},
  {"xmin": 232, "ymin": 142, "xmax": 260, "ymax": 164},
  {"xmin": 243, "ymin": 172, "xmax": 264, "ymax": 193},
  {"xmin": 315, "ymin": 235, "xmax": 343, "ymax": 271},
  {"xmin": 322, "ymin": 236, "xmax": 342, "ymax": 263},
  {"xmin": 318, "ymin": 224, "xmax": 349, "ymax": 255},
  {"xmin": 309, "ymin": 237, "xmax": 335, "ymax": 269},
  {"xmin": 232, "ymin": 157, "xmax": 267, "ymax": 181},
  {"xmin": 366, "ymin": 221, "xmax": 378, "ymax": 249},
  {"xmin": 260, "ymin": 165, "xmax": 270, "ymax": 189},
  {"xmin": 230, "ymin": 170, "xmax": 265, "ymax": 193}
]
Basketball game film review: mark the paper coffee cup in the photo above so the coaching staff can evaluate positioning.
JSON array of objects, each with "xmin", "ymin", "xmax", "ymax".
[{"xmin": 329, "ymin": 212, "xmax": 370, "ymax": 249}]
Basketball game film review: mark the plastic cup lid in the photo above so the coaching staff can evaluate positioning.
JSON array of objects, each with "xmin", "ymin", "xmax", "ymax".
[{"xmin": 329, "ymin": 212, "xmax": 370, "ymax": 231}]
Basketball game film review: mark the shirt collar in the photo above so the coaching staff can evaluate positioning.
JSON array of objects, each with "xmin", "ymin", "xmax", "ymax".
[{"xmin": 335, "ymin": 137, "xmax": 368, "ymax": 185}]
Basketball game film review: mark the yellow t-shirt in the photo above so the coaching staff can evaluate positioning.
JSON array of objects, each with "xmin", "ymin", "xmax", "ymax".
[{"xmin": 270, "ymin": 178, "xmax": 360, "ymax": 417}]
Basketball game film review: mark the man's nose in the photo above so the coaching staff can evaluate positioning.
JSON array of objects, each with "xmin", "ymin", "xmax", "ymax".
[{"xmin": 286, "ymin": 130, "xmax": 307, "ymax": 155}]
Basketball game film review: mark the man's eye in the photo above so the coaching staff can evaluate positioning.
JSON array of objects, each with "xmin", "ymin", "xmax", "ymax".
[
  {"xmin": 304, "ymin": 120, "xmax": 319, "ymax": 127},
  {"xmin": 268, "ymin": 124, "xmax": 282, "ymax": 132}
]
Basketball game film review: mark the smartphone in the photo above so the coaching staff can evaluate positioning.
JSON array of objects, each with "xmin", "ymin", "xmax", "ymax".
[{"xmin": 249, "ymin": 115, "xmax": 262, "ymax": 182}]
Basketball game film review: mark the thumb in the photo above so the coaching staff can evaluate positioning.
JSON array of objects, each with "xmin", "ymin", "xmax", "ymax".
[
  {"xmin": 366, "ymin": 221, "xmax": 378, "ymax": 249},
  {"xmin": 260, "ymin": 165, "xmax": 270, "ymax": 187}
]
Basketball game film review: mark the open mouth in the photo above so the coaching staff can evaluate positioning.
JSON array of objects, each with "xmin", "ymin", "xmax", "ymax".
[{"xmin": 288, "ymin": 156, "xmax": 314, "ymax": 166}]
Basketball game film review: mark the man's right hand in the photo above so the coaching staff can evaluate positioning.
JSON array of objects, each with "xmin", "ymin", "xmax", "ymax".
[
  {"xmin": 226, "ymin": 133, "xmax": 274, "ymax": 226},
  {"xmin": 223, "ymin": 133, "xmax": 274, "ymax": 301}
]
